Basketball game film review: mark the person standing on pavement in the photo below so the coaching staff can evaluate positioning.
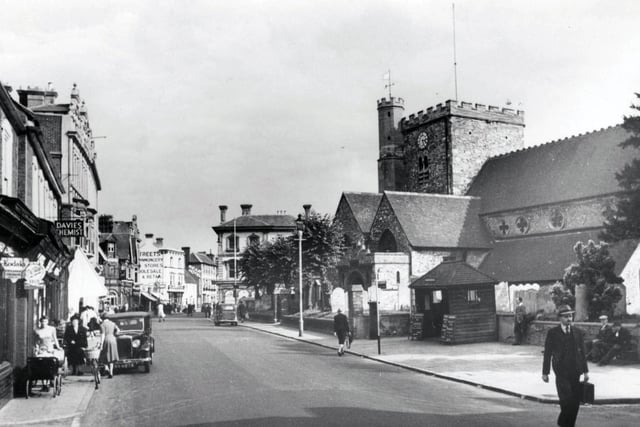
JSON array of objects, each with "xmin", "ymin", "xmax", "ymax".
[
  {"xmin": 99, "ymin": 313, "xmax": 120, "ymax": 378},
  {"xmin": 542, "ymin": 305, "xmax": 589, "ymax": 427},
  {"xmin": 64, "ymin": 315, "xmax": 88, "ymax": 375},
  {"xmin": 513, "ymin": 297, "xmax": 527, "ymax": 345},
  {"xmin": 333, "ymin": 308, "xmax": 350, "ymax": 356}
]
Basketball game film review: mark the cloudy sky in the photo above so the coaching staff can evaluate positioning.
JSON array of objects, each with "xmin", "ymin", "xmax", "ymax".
[{"xmin": 1, "ymin": 0, "xmax": 639, "ymax": 251}]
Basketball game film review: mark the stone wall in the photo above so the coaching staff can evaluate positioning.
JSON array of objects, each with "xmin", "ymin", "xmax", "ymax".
[
  {"xmin": 403, "ymin": 119, "xmax": 449, "ymax": 194},
  {"xmin": 497, "ymin": 313, "xmax": 640, "ymax": 360},
  {"xmin": 410, "ymin": 250, "xmax": 453, "ymax": 277},
  {"xmin": 281, "ymin": 312, "xmax": 410, "ymax": 340},
  {"xmin": 334, "ymin": 196, "xmax": 365, "ymax": 248},
  {"xmin": 450, "ymin": 116, "xmax": 524, "ymax": 195}
]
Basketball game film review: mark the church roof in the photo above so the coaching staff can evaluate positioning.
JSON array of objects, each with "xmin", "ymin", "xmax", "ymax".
[
  {"xmin": 409, "ymin": 260, "xmax": 497, "ymax": 288},
  {"xmin": 467, "ymin": 125, "xmax": 636, "ymax": 213},
  {"xmin": 213, "ymin": 215, "xmax": 296, "ymax": 233},
  {"xmin": 384, "ymin": 192, "xmax": 492, "ymax": 249},
  {"xmin": 341, "ymin": 192, "xmax": 383, "ymax": 233},
  {"xmin": 479, "ymin": 230, "xmax": 639, "ymax": 283}
]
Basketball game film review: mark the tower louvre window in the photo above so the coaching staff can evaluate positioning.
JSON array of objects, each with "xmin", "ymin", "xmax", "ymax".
[{"xmin": 418, "ymin": 154, "xmax": 429, "ymax": 186}]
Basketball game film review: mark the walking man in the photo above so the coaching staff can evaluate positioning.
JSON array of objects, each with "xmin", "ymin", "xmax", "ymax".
[
  {"xmin": 513, "ymin": 297, "xmax": 527, "ymax": 345},
  {"xmin": 333, "ymin": 308, "xmax": 350, "ymax": 356},
  {"xmin": 542, "ymin": 305, "xmax": 589, "ymax": 427}
]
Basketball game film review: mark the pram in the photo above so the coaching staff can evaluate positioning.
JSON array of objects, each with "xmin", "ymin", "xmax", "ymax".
[{"xmin": 25, "ymin": 351, "xmax": 64, "ymax": 398}]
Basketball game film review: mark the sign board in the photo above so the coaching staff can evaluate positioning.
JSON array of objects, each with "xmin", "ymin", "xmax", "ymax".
[
  {"xmin": 24, "ymin": 262, "xmax": 46, "ymax": 289},
  {"xmin": 0, "ymin": 257, "xmax": 29, "ymax": 283},
  {"xmin": 55, "ymin": 220, "xmax": 85, "ymax": 237}
]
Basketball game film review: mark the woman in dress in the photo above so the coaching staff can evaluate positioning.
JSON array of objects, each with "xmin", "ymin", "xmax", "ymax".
[
  {"xmin": 34, "ymin": 316, "xmax": 63, "ymax": 355},
  {"xmin": 63, "ymin": 315, "xmax": 88, "ymax": 375},
  {"xmin": 99, "ymin": 314, "xmax": 120, "ymax": 378}
]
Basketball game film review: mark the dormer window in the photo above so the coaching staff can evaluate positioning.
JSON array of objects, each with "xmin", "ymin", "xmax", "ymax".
[{"xmin": 107, "ymin": 243, "xmax": 115, "ymax": 258}]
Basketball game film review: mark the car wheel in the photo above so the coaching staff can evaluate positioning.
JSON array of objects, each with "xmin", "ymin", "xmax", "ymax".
[{"xmin": 144, "ymin": 362, "xmax": 150, "ymax": 373}]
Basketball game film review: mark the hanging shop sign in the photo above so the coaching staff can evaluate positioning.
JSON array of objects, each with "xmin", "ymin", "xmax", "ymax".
[
  {"xmin": 23, "ymin": 262, "xmax": 46, "ymax": 290},
  {"xmin": 55, "ymin": 220, "xmax": 85, "ymax": 237},
  {"xmin": 0, "ymin": 257, "xmax": 29, "ymax": 283}
]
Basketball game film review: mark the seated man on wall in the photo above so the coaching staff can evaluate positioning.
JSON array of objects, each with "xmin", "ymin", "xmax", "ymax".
[
  {"xmin": 586, "ymin": 315, "xmax": 612, "ymax": 362},
  {"xmin": 597, "ymin": 322, "xmax": 632, "ymax": 366}
]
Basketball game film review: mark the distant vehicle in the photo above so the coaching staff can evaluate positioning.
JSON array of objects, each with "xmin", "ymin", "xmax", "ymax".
[
  {"xmin": 106, "ymin": 311, "xmax": 155, "ymax": 373},
  {"xmin": 214, "ymin": 303, "xmax": 238, "ymax": 326}
]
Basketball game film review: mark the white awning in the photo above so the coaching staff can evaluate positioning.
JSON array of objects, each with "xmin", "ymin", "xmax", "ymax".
[
  {"xmin": 67, "ymin": 248, "xmax": 108, "ymax": 314},
  {"xmin": 140, "ymin": 291, "xmax": 158, "ymax": 302}
]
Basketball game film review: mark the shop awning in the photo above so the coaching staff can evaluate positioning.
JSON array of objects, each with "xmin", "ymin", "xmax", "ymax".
[
  {"xmin": 68, "ymin": 248, "xmax": 108, "ymax": 312},
  {"xmin": 150, "ymin": 291, "xmax": 168, "ymax": 302},
  {"xmin": 140, "ymin": 291, "xmax": 158, "ymax": 302}
]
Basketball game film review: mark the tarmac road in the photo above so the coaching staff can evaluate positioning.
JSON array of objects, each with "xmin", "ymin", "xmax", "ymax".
[{"xmin": 77, "ymin": 315, "xmax": 640, "ymax": 427}]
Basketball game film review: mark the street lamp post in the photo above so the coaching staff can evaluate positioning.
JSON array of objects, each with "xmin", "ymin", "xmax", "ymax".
[{"xmin": 295, "ymin": 214, "xmax": 304, "ymax": 337}]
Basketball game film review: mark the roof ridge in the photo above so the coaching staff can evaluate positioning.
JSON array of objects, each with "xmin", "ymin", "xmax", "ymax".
[
  {"xmin": 487, "ymin": 123, "xmax": 624, "ymax": 162},
  {"xmin": 384, "ymin": 190, "xmax": 480, "ymax": 200}
]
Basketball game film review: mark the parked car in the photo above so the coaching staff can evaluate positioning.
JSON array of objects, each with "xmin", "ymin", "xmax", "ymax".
[
  {"xmin": 106, "ymin": 311, "xmax": 155, "ymax": 373},
  {"xmin": 214, "ymin": 303, "xmax": 238, "ymax": 326}
]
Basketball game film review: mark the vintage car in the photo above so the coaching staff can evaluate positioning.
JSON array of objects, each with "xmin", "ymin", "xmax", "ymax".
[
  {"xmin": 107, "ymin": 311, "xmax": 155, "ymax": 373},
  {"xmin": 214, "ymin": 303, "xmax": 238, "ymax": 326}
]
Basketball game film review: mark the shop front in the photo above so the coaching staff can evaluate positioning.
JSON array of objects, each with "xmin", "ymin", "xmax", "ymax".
[{"xmin": 0, "ymin": 196, "xmax": 71, "ymax": 402}]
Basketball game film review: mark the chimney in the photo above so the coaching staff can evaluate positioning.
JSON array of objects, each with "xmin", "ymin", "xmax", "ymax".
[
  {"xmin": 17, "ymin": 86, "xmax": 46, "ymax": 108},
  {"xmin": 144, "ymin": 233, "xmax": 154, "ymax": 239},
  {"xmin": 181, "ymin": 246, "xmax": 191, "ymax": 270},
  {"xmin": 241, "ymin": 204, "xmax": 252, "ymax": 216},
  {"xmin": 98, "ymin": 214, "xmax": 114, "ymax": 233},
  {"xmin": 219, "ymin": 205, "xmax": 228, "ymax": 223},
  {"xmin": 303, "ymin": 204, "xmax": 312, "ymax": 220},
  {"xmin": 155, "ymin": 237, "xmax": 164, "ymax": 248}
]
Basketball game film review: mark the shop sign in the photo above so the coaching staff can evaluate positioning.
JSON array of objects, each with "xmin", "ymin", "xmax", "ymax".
[
  {"xmin": 55, "ymin": 220, "xmax": 85, "ymax": 237},
  {"xmin": 23, "ymin": 262, "xmax": 46, "ymax": 289},
  {"xmin": 0, "ymin": 257, "xmax": 29, "ymax": 283}
]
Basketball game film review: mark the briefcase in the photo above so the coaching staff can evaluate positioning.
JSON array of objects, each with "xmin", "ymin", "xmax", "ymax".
[{"xmin": 580, "ymin": 381, "xmax": 594, "ymax": 404}]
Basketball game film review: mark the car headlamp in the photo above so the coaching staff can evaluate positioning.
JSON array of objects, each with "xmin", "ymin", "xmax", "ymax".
[{"xmin": 132, "ymin": 339, "xmax": 141, "ymax": 348}]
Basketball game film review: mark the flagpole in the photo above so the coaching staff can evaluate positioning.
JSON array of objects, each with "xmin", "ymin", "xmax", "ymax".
[
  {"xmin": 234, "ymin": 218, "xmax": 237, "ymax": 304},
  {"xmin": 452, "ymin": 2, "xmax": 459, "ymax": 100}
]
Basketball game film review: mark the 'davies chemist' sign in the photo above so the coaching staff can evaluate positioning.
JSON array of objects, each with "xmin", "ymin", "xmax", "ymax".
[{"xmin": 55, "ymin": 220, "xmax": 85, "ymax": 237}]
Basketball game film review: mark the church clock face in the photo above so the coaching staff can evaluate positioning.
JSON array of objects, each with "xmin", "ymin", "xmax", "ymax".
[{"xmin": 417, "ymin": 132, "xmax": 428, "ymax": 149}]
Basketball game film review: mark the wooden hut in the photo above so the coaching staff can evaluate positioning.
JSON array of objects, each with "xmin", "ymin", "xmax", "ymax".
[{"xmin": 409, "ymin": 260, "xmax": 497, "ymax": 344}]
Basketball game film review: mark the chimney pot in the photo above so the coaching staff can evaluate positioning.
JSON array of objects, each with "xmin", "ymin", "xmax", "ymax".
[
  {"xmin": 241, "ymin": 204, "xmax": 252, "ymax": 216},
  {"xmin": 144, "ymin": 233, "xmax": 154, "ymax": 239},
  {"xmin": 219, "ymin": 205, "xmax": 228, "ymax": 223},
  {"xmin": 181, "ymin": 246, "xmax": 191, "ymax": 270}
]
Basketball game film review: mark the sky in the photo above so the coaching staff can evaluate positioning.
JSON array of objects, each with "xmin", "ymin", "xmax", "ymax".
[{"xmin": 1, "ymin": 0, "xmax": 639, "ymax": 252}]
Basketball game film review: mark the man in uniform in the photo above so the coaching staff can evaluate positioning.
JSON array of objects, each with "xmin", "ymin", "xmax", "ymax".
[{"xmin": 542, "ymin": 305, "xmax": 589, "ymax": 427}]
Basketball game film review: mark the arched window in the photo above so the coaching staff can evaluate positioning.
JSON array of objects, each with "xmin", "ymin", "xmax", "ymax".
[
  {"xmin": 379, "ymin": 229, "xmax": 397, "ymax": 252},
  {"xmin": 418, "ymin": 154, "xmax": 429, "ymax": 186}
]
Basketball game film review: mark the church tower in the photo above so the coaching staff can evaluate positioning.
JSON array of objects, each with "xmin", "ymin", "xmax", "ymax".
[{"xmin": 377, "ymin": 97, "xmax": 406, "ymax": 192}]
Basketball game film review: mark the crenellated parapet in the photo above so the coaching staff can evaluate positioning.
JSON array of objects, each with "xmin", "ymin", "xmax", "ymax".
[
  {"xmin": 377, "ymin": 97, "xmax": 405, "ymax": 108},
  {"xmin": 401, "ymin": 99, "xmax": 524, "ymax": 130}
]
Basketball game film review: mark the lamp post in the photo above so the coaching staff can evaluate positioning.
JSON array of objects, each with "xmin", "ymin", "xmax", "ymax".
[{"xmin": 295, "ymin": 214, "xmax": 304, "ymax": 337}]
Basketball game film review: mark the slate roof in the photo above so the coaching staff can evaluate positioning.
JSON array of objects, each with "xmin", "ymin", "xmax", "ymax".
[
  {"xmin": 191, "ymin": 252, "xmax": 215, "ymax": 265},
  {"xmin": 384, "ymin": 191, "xmax": 492, "ymax": 249},
  {"xmin": 213, "ymin": 215, "xmax": 296, "ymax": 232},
  {"xmin": 184, "ymin": 269, "xmax": 199, "ymax": 284},
  {"xmin": 99, "ymin": 232, "xmax": 134, "ymax": 259},
  {"xmin": 479, "ymin": 230, "xmax": 639, "ymax": 283},
  {"xmin": 340, "ymin": 192, "xmax": 383, "ymax": 233},
  {"xmin": 409, "ymin": 260, "xmax": 497, "ymax": 288},
  {"xmin": 467, "ymin": 125, "xmax": 636, "ymax": 213}
]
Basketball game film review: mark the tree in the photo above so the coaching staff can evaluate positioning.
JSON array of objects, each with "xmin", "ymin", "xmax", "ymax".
[
  {"xmin": 601, "ymin": 93, "xmax": 640, "ymax": 242},
  {"xmin": 562, "ymin": 240, "xmax": 623, "ymax": 320},
  {"xmin": 237, "ymin": 212, "xmax": 345, "ymax": 302}
]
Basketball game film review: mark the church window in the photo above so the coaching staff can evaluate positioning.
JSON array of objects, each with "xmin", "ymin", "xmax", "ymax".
[
  {"xmin": 515, "ymin": 216, "xmax": 530, "ymax": 234},
  {"xmin": 379, "ymin": 229, "xmax": 397, "ymax": 252},
  {"xmin": 549, "ymin": 209, "xmax": 565, "ymax": 230},
  {"xmin": 498, "ymin": 220, "xmax": 510, "ymax": 235}
]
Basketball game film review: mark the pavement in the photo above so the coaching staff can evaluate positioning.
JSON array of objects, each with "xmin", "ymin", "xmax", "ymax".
[
  {"xmin": 240, "ymin": 320, "xmax": 640, "ymax": 405},
  {"xmin": 0, "ymin": 372, "xmax": 94, "ymax": 426}
]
